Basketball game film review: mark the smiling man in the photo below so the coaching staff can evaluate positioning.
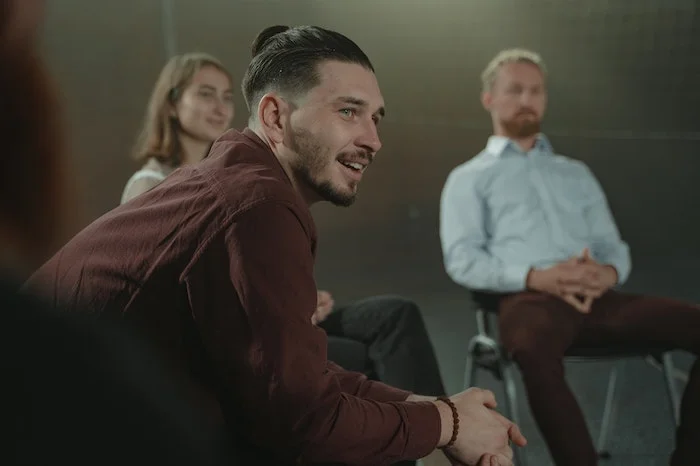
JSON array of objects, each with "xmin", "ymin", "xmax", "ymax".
[{"xmin": 25, "ymin": 26, "xmax": 525, "ymax": 466}]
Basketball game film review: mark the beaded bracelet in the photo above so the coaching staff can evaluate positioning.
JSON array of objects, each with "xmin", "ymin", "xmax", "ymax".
[{"xmin": 437, "ymin": 396, "xmax": 459, "ymax": 449}]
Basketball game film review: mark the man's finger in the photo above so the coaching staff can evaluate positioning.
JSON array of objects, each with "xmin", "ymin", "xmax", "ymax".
[
  {"xmin": 581, "ymin": 247, "xmax": 591, "ymax": 260},
  {"xmin": 557, "ymin": 269, "xmax": 588, "ymax": 285},
  {"xmin": 490, "ymin": 409, "xmax": 515, "ymax": 428},
  {"xmin": 491, "ymin": 412, "xmax": 528, "ymax": 447},
  {"xmin": 581, "ymin": 295, "xmax": 594, "ymax": 312},
  {"xmin": 565, "ymin": 295, "xmax": 589, "ymax": 313},
  {"xmin": 494, "ymin": 453, "xmax": 514, "ymax": 466},
  {"xmin": 561, "ymin": 294, "xmax": 591, "ymax": 313},
  {"xmin": 472, "ymin": 388, "xmax": 497, "ymax": 408},
  {"xmin": 507, "ymin": 423, "xmax": 528, "ymax": 447},
  {"xmin": 490, "ymin": 441, "xmax": 514, "ymax": 461},
  {"xmin": 557, "ymin": 283, "xmax": 586, "ymax": 295}
]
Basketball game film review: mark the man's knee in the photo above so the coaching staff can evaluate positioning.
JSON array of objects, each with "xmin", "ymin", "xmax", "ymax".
[
  {"xmin": 362, "ymin": 295, "xmax": 425, "ymax": 334},
  {"xmin": 502, "ymin": 326, "xmax": 553, "ymax": 362},
  {"xmin": 499, "ymin": 294, "xmax": 569, "ymax": 363},
  {"xmin": 384, "ymin": 296, "xmax": 423, "ymax": 327}
]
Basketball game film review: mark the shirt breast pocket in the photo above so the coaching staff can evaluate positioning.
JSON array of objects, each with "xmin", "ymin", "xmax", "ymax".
[{"xmin": 552, "ymin": 178, "xmax": 597, "ymax": 236}]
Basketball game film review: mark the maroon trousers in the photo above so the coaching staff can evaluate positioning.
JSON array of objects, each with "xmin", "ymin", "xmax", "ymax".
[{"xmin": 497, "ymin": 291, "xmax": 700, "ymax": 466}]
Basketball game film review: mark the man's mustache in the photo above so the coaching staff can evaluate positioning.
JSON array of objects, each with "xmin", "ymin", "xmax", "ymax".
[{"xmin": 516, "ymin": 109, "xmax": 537, "ymax": 116}]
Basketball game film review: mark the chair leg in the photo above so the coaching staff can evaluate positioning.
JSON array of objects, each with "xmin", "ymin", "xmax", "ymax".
[
  {"xmin": 464, "ymin": 354, "xmax": 477, "ymax": 389},
  {"xmin": 661, "ymin": 352, "xmax": 680, "ymax": 427},
  {"xmin": 597, "ymin": 361, "xmax": 621, "ymax": 459},
  {"xmin": 501, "ymin": 362, "xmax": 527, "ymax": 466},
  {"xmin": 463, "ymin": 337, "xmax": 480, "ymax": 389}
]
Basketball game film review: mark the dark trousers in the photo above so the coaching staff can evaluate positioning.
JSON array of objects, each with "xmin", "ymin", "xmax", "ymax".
[
  {"xmin": 319, "ymin": 295, "xmax": 446, "ymax": 466},
  {"xmin": 494, "ymin": 290, "xmax": 700, "ymax": 466},
  {"xmin": 320, "ymin": 294, "xmax": 446, "ymax": 396}
]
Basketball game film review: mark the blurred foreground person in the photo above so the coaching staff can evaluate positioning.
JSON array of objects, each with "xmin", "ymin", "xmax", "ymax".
[{"xmin": 2, "ymin": 2, "xmax": 232, "ymax": 465}]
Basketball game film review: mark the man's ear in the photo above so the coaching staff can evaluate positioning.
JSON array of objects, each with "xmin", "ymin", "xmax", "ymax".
[
  {"xmin": 257, "ymin": 93, "xmax": 291, "ymax": 145},
  {"xmin": 481, "ymin": 90, "xmax": 492, "ymax": 112}
]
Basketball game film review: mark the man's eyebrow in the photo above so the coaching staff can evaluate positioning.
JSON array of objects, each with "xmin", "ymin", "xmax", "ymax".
[{"xmin": 335, "ymin": 96, "xmax": 385, "ymax": 118}]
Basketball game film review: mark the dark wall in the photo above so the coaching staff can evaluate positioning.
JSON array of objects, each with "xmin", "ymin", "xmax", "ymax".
[{"xmin": 43, "ymin": 0, "xmax": 700, "ymax": 300}]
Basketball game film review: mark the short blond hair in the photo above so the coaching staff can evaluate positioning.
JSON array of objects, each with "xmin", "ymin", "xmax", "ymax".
[{"xmin": 481, "ymin": 48, "xmax": 547, "ymax": 92}]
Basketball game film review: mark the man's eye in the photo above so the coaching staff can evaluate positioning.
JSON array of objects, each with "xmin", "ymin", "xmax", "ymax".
[{"xmin": 340, "ymin": 108, "xmax": 356, "ymax": 118}]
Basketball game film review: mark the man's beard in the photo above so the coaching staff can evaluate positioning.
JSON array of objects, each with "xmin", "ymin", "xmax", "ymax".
[
  {"xmin": 500, "ymin": 113, "xmax": 541, "ymax": 139},
  {"xmin": 288, "ymin": 127, "xmax": 357, "ymax": 207}
]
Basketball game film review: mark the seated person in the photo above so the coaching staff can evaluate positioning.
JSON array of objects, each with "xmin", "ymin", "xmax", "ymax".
[
  {"xmin": 2, "ymin": 2, "xmax": 232, "ymax": 464},
  {"xmin": 24, "ymin": 25, "xmax": 524, "ymax": 466},
  {"xmin": 314, "ymin": 290, "xmax": 446, "ymax": 397},
  {"xmin": 439, "ymin": 48, "xmax": 700, "ymax": 466},
  {"xmin": 121, "ymin": 52, "xmax": 235, "ymax": 204}
]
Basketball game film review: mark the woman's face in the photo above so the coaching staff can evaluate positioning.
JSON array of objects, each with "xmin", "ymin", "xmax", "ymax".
[{"xmin": 174, "ymin": 65, "xmax": 235, "ymax": 145}]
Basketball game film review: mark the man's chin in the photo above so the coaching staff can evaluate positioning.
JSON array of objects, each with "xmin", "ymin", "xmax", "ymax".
[
  {"xmin": 314, "ymin": 181, "xmax": 357, "ymax": 207},
  {"xmin": 502, "ymin": 120, "xmax": 541, "ymax": 139},
  {"xmin": 325, "ymin": 189, "xmax": 356, "ymax": 207}
]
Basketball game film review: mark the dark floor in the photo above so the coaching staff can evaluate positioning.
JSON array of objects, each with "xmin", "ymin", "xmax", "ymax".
[{"xmin": 316, "ymin": 240, "xmax": 699, "ymax": 465}]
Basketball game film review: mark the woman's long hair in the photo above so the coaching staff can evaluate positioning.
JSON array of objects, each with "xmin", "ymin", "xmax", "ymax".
[{"xmin": 132, "ymin": 52, "xmax": 232, "ymax": 167}]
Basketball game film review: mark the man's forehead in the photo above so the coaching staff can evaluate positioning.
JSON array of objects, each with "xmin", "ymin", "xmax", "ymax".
[
  {"xmin": 498, "ymin": 62, "xmax": 544, "ymax": 81},
  {"xmin": 313, "ymin": 61, "xmax": 384, "ymax": 108}
]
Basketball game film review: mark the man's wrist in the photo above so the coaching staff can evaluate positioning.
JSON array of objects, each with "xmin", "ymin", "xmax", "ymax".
[
  {"xmin": 432, "ymin": 399, "xmax": 455, "ymax": 447},
  {"xmin": 525, "ymin": 268, "xmax": 538, "ymax": 290},
  {"xmin": 602, "ymin": 264, "xmax": 618, "ymax": 285}
]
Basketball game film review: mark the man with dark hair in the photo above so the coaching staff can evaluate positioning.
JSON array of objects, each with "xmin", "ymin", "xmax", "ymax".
[{"xmin": 26, "ymin": 25, "xmax": 525, "ymax": 465}]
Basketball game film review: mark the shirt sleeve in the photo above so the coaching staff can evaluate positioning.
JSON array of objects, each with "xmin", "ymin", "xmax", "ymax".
[
  {"xmin": 185, "ymin": 201, "xmax": 440, "ymax": 465},
  {"xmin": 326, "ymin": 360, "xmax": 411, "ymax": 402},
  {"xmin": 581, "ymin": 167, "xmax": 632, "ymax": 285},
  {"xmin": 440, "ymin": 169, "xmax": 531, "ymax": 292}
]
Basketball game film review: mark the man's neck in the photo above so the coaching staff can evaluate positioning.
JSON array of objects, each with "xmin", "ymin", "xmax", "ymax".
[{"xmin": 494, "ymin": 130, "xmax": 539, "ymax": 153}]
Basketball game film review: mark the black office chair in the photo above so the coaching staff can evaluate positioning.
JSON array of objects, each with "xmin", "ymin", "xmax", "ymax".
[{"xmin": 464, "ymin": 292, "xmax": 680, "ymax": 466}]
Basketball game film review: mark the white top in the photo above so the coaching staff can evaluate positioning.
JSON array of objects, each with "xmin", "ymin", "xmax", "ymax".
[{"xmin": 120, "ymin": 169, "xmax": 167, "ymax": 205}]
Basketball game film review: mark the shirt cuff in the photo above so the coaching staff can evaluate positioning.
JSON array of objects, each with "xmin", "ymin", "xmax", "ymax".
[
  {"xmin": 398, "ymin": 401, "xmax": 441, "ymax": 460},
  {"xmin": 501, "ymin": 264, "xmax": 531, "ymax": 292}
]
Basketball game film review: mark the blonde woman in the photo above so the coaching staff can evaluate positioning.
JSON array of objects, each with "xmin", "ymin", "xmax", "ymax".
[{"xmin": 122, "ymin": 53, "xmax": 235, "ymax": 204}]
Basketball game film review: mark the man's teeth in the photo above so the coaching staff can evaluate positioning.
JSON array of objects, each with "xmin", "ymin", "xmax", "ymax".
[{"xmin": 341, "ymin": 161, "xmax": 364, "ymax": 170}]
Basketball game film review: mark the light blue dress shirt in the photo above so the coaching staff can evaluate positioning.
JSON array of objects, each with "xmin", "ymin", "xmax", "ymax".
[{"xmin": 439, "ymin": 134, "xmax": 631, "ymax": 293}]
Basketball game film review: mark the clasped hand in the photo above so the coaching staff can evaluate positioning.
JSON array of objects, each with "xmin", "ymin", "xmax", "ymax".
[
  {"xmin": 440, "ymin": 388, "xmax": 527, "ymax": 466},
  {"xmin": 311, "ymin": 290, "xmax": 334, "ymax": 325},
  {"xmin": 529, "ymin": 248, "xmax": 617, "ymax": 313}
]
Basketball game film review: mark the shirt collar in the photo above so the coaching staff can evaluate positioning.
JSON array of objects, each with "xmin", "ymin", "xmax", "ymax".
[{"xmin": 485, "ymin": 133, "xmax": 552, "ymax": 157}]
